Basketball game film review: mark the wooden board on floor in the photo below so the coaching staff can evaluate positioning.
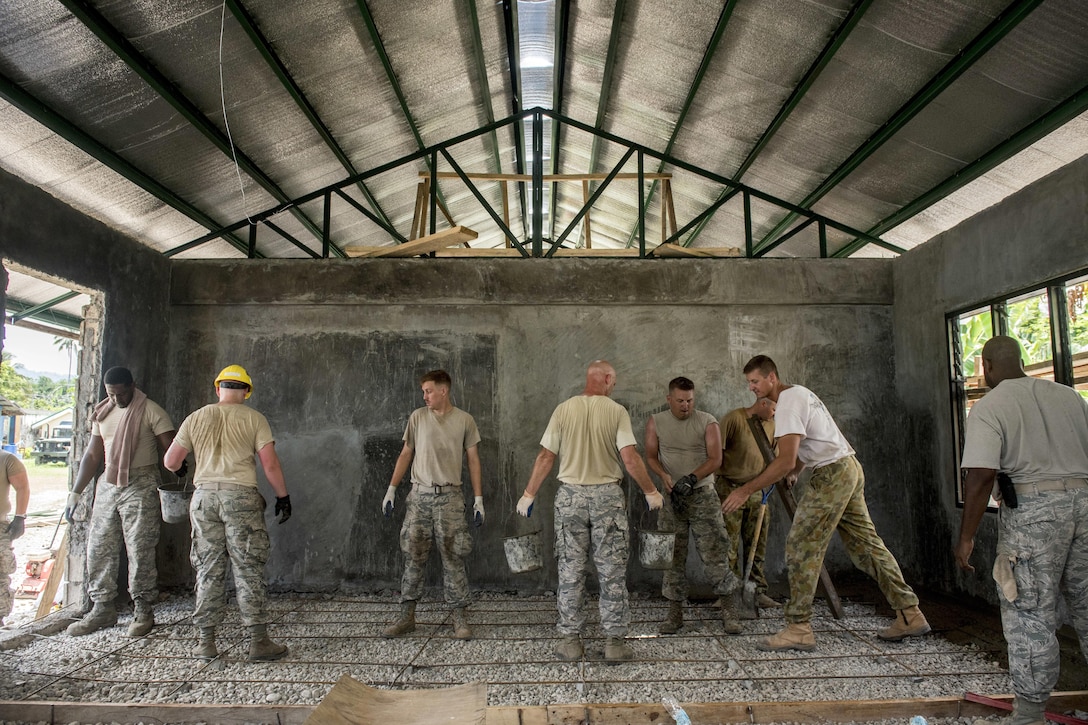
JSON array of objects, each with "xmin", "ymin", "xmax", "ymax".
[
  {"xmin": 654, "ymin": 243, "xmax": 741, "ymax": 257},
  {"xmin": 344, "ymin": 225, "xmax": 478, "ymax": 258},
  {"xmin": 35, "ymin": 527, "xmax": 67, "ymax": 619},
  {"xmin": 306, "ymin": 675, "xmax": 486, "ymax": 724}
]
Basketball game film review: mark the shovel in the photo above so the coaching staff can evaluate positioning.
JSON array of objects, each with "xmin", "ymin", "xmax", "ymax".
[{"xmin": 738, "ymin": 485, "xmax": 774, "ymax": 618}]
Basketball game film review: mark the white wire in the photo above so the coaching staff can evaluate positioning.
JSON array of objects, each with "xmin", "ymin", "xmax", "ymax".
[{"xmin": 219, "ymin": 1, "xmax": 254, "ymax": 225}]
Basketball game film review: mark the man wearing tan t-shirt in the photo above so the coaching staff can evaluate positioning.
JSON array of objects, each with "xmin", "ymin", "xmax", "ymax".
[
  {"xmin": 516, "ymin": 360, "xmax": 663, "ymax": 663},
  {"xmin": 66, "ymin": 367, "xmax": 178, "ymax": 638},
  {"xmin": 165, "ymin": 364, "xmax": 292, "ymax": 662},
  {"xmin": 381, "ymin": 369, "xmax": 483, "ymax": 641},
  {"xmin": 1, "ymin": 450, "xmax": 30, "ymax": 626}
]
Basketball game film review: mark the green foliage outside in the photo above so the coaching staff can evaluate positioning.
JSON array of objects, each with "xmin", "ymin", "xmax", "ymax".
[{"xmin": 0, "ymin": 349, "xmax": 75, "ymax": 412}]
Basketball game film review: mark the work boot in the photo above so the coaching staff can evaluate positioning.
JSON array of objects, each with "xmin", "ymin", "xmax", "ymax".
[
  {"xmin": 757, "ymin": 593, "xmax": 782, "ymax": 608},
  {"xmin": 382, "ymin": 600, "xmax": 417, "ymax": 638},
  {"xmin": 720, "ymin": 598, "xmax": 743, "ymax": 635},
  {"xmin": 659, "ymin": 600, "xmax": 683, "ymax": 634},
  {"xmin": 66, "ymin": 601, "xmax": 118, "ymax": 637},
  {"xmin": 877, "ymin": 605, "xmax": 931, "ymax": 641},
  {"xmin": 451, "ymin": 608, "xmax": 473, "ymax": 640},
  {"xmin": 604, "ymin": 636, "xmax": 634, "ymax": 663},
  {"xmin": 193, "ymin": 627, "xmax": 218, "ymax": 660},
  {"xmin": 248, "ymin": 624, "xmax": 288, "ymax": 662},
  {"xmin": 976, "ymin": 698, "xmax": 1046, "ymax": 725},
  {"xmin": 757, "ymin": 622, "xmax": 816, "ymax": 652},
  {"xmin": 554, "ymin": 635, "xmax": 583, "ymax": 661},
  {"xmin": 127, "ymin": 598, "xmax": 155, "ymax": 637}
]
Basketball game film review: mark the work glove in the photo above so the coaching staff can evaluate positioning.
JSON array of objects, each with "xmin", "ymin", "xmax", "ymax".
[
  {"xmin": 5, "ymin": 515, "xmax": 25, "ymax": 540},
  {"xmin": 274, "ymin": 495, "xmax": 292, "ymax": 524},
  {"xmin": 473, "ymin": 496, "xmax": 485, "ymax": 527},
  {"xmin": 516, "ymin": 493, "xmax": 535, "ymax": 518},
  {"xmin": 64, "ymin": 491, "xmax": 80, "ymax": 523},
  {"xmin": 382, "ymin": 485, "xmax": 397, "ymax": 517},
  {"xmin": 644, "ymin": 490, "xmax": 664, "ymax": 511},
  {"xmin": 176, "ymin": 459, "xmax": 189, "ymax": 479},
  {"xmin": 672, "ymin": 473, "xmax": 698, "ymax": 497}
]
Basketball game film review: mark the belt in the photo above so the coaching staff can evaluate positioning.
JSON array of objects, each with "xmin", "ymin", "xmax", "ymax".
[
  {"xmin": 416, "ymin": 482, "xmax": 460, "ymax": 494},
  {"xmin": 196, "ymin": 482, "xmax": 254, "ymax": 491},
  {"xmin": 1013, "ymin": 478, "xmax": 1088, "ymax": 495}
]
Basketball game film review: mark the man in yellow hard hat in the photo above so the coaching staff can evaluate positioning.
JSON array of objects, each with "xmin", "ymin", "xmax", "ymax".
[{"xmin": 164, "ymin": 364, "xmax": 293, "ymax": 662}]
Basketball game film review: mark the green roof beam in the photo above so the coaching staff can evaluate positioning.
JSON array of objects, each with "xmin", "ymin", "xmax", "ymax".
[{"xmin": 547, "ymin": 0, "xmax": 572, "ymax": 241}]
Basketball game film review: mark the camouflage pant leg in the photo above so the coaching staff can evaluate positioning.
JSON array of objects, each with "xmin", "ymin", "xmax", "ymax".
[
  {"xmin": 0, "ymin": 525, "xmax": 14, "ymax": 621},
  {"xmin": 685, "ymin": 487, "xmax": 739, "ymax": 597},
  {"xmin": 997, "ymin": 487, "xmax": 1088, "ymax": 702},
  {"xmin": 723, "ymin": 486, "xmax": 770, "ymax": 592},
  {"xmin": 114, "ymin": 467, "xmax": 162, "ymax": 602},
  {"xmin": 555, "ymin": 484, "xmax": 630, "ymax": 637},
  {"xmin": 660, "ymin": 490, "xmax": 692, "ymax": 602},
  {"xmin": 86, "ymin": 481, "xmax": 126, "ymax": 603},
  {"xmin": 190, "ymin": 487, "xmax": 270, "ymax": 628},
  {"xmin": 399, "ymin": 490, "xmax": 472, "ymax": 607}
]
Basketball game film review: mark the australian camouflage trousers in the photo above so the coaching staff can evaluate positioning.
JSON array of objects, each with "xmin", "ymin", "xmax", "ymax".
[
  {"xmin": 399, "ymin": 487, "xmax": 472, "ymax": 607},
  {"xmin": 995, "ymin": 484, "xmax": 1088, "ymax": 703},
  {"xmin": 87, "ymin": 465, "xmax": 162, "ymax": 604},
  {"xmin": 660, "ymin": 484, "xmax": 740, "ymax": 601},
  {"xmin": 190, "ymin": 485, "xmax": 271, "ymax": 628},
  {"xmin": 554, "ymin": 483, "xmax": 630, "ymax": 637},
  {"xmin": 716, "ymin": 476, "xmax": 770, "ymax": 595},
  {"xmin": 785, "ymin": 455, "xmax": 917, "ymax": 623}
]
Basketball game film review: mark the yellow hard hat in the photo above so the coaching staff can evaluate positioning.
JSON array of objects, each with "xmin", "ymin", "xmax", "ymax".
[{"xmin": 214, "ymin": 364, "xmax": 253, "ymax": 399}]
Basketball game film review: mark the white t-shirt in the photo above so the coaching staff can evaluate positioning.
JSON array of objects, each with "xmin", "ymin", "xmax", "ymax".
[
  {"xmin": 960, "ymin": 377, "xmax": 1088, "ymax": 483},
  {"xmin": 774, "ymin": 385, "xmax": 854, "ymax": 469},
  {"xmin": 541, "ymin": 395, "xmax": 637, "ymax": 485}
]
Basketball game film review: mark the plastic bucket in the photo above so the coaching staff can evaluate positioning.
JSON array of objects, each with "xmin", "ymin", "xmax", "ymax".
[
  {"xmin": 158, "ymin": 483, "xmax": 194, "ymax": 524},
  {"xmin": 503, "ymin": 530, "xmax": 543, "ymax": 574},
  {"xmin": 638, "ymin": 529, "xmax": 675, "ymax": 570}
]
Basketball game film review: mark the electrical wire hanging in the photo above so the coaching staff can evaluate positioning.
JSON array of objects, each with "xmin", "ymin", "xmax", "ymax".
[{"xmin": 219, "ymin": 1, "xmax": 254, "ymax": 225}]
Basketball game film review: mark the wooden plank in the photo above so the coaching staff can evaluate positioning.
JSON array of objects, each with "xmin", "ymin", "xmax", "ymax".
[
  {"xmin": 0, "ymin": 701, "xmax": 314, "ymax": 724},
  {"xmin": 653, "ymin": 243, "xmax": 741, "ymax": 257},
  {"xmin": 582, "ymin": 179, "xmax": 592, "ymax": 249},
  {"xmin": 409, "ymin": 181, "xmax": 426, "ymax": 241},
  {"xmin": 419, "ymin": 172, "xmax": 673, "ymax": 182},
  {"xmin": 36, "ymin": 527, "xmax": 67, "ymax": 619},
  {"xmin": 664, "ymin": 178, "xmax": 677, "ymax": 237},
  {"xmin": 436, "ymin": 247, "xmax": 523, "ymax": 258},
  {"xmin": 553, "ymin": 248, "xmax": 640, "ymax": 257},
  {"xmin": 344, "ymin": 226, "xmax": 478, "ymax": 258}
]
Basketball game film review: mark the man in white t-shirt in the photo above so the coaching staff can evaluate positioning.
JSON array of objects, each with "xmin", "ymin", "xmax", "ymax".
[
  {"xmin": 381, "ymin": 370, "xmax": 483, "ymax": 641},
  {"xmin": 516, "ymin": 360, "xmax": 664, "ymax": 663},
  {"xmin": 956, "ymin": 336, "xmax": 1088, "ymax": 725},
  {"xmin": 723, "ymin": 355, "xmax": 929, "ymax": 651}
]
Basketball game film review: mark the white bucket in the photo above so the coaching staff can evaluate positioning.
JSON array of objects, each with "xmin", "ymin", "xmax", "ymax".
[
  {"xmin": 158, "ymin": 483, "xmax": 194, "ymax": 524},
  {"xmin": 503, "ymin": 531, "xmax": 543, "ymax": 574},
  {"xmin": 638, "ymin": 529, "xmax": 675, "ymax": 570}
]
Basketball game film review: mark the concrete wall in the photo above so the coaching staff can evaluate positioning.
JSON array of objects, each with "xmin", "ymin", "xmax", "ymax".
[
  {"xmin": 893, "ymin": 153, "xmax": 1088, "ymax": 602},
  {"xmin": 168, "ymin": 257, "xmax": 903, "ymax": 593}
]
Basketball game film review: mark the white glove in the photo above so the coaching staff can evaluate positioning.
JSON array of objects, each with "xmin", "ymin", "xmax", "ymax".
[
  {"xmin": 381, "ymin": 485, "xmax": 397, "ymax": 516},
  {"xmin": 473, "ymin": 496, "xmax": 485, "ymax": 523},
  {"xmin": 644, "ymin": 490, "xmax": 664, "ymax": 511},
  {"xmin": 516, "ymin": 493, "xmax": 535, "ymax": 517},
  {"xmin": 64, "ymin": 491, "xmax": 80, "ymax": 523}
]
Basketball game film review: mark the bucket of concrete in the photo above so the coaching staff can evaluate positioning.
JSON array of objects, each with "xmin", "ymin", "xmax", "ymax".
[
  {"xmin": 638, "ymin": 529, "xmax": 675, "ymax": 570},
  {"xmin": 503, "ymin": 530, "xmax": 543, "ymax": 574},
  {"xmin": 158, "ymin": 480, "xmax": 195, "ymax": 524}
]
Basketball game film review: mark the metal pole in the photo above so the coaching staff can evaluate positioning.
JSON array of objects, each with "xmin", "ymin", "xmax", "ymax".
[{"xmin": 532, "ymin": 111, "xmax": 544, "ymax": 256}]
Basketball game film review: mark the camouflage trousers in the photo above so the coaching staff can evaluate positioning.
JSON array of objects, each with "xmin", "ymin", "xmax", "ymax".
[
  {"xmin": 554, "ymin": 483, "xmax": 630, "ymax": 637},
  {"xmin": 0, "ymin": 523, "xmax": 15, "ymax": 621},
  {"xmin": 785, "ymin": 456, "xmax": 917, "ymax": 623},
  {"xmin": 190, "ymin": 485, "xmax": 271, "ymax": 628},
  {"xmin": 996, "ymin": 485, "xmax": 1088, "ymax": 703},
  {"xmin": 660, "ymin": 485, "xmax": 739, "ymax": 601},
  {"xmin": 87, "ymin": 466, "xmax": 162, "ymax": 604},
  {"xmin": 399, "ymin": 487, "xmax": 472, "ymax": 607},
  {"xmin": 717, "ymin": 476, "xmax": 770, "ymax": 595}
]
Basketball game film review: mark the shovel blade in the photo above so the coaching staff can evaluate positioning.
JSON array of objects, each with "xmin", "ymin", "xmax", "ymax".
[{"xmin": 736, "ymin": 581, "xmax": 760, "ymax": 620}]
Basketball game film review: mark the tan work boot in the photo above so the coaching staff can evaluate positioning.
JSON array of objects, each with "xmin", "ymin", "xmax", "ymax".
[
  {"xmin": 554, "ymin": 635, "xmax": 583, "ymax": 661},
  {"xmin": 604, "ymin": 636, "xmax": 634, "ymax": 663},
  {"xmin": 451, "ymin": 608, "xmax": 473, "ymax": 640},
  {"xmin": 66, "ymin": 601, "xmax": 118, "ymax": 637},
  {"xmin": 757, "ymin": 622, "xmax": 816, "ymax": 652},
  {"xmin": 127, "ymin": 598, "xmax": 155, "ymax": 637},
  {"xmin": 382, "ymin": 601, "xmax": 417, "ymax": 638},
  {"xmin": 659, "ymin": 600, "xmax": 683, "ymax": 634},
  {"xmin": 877, "ymin": 605, "xmax": 931, "ymax": 641},
  {"xmin": 248, "ymin": 624, "xmax": 288, "ymax": 661},
  {"xmin": 757, "ymin": 593, "xmax": 781, "ymax": 608},
  {"xmin": 978, "ymin": 697, "xmax": 1045, "ymax": 725},
  {"xmin": 193, "ymin": 627, "xmax": 218, "ymax": 660},
  {"xmin": 720, "ymin": 598, "xmax": 743, "ymax": 635}
]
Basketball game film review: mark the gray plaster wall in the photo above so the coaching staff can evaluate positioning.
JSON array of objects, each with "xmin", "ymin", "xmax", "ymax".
[
  {"xmin": 168, "ymin": 257, "xmax": 908, "ymax": 594},
  {"xmin": 893, "ymin": 153, "xmax": 1088, "ymax": 603}
]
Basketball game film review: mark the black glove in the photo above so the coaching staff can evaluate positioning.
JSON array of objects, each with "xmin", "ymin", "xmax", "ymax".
[
  {"xmin": 274, "ymin": 495, "xmax": 292, "ymax": 524},
  {"xmin": 672, "ymin": 473, "xmax": 698, "ymax": 498},
  {"xmin": 176, "ymin": 459, "xmax": 189, "ymax": 479},
  {"xmin": 6, "ymin": 516, "xmax": 25, "ymax": 540}
]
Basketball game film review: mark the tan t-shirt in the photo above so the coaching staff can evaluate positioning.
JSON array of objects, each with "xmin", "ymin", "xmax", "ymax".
[
  {"xmin": 652, "ymin": 409, "xmax": 718, "ymax": 487},
  {"xmin": 175, "ymin": 403, "xmax": 275, "ymax": 488},
  {"xmin": 541, "ymin": 395, "xmax": 637, "ymax": 485},
  {"xmin": 719, "ymin": 407, "xmax": 774, "ymax": 484},
  {"xmin": 404, "ymin": 406, "xmax": 481, "ymax": 486},
  {"xmin": 0, "ymin": 450, "xmax": 27, "ymax": 518},
  {"xmin": 92, "ymin": 399, "xmax": 175, "ymax": 474}
]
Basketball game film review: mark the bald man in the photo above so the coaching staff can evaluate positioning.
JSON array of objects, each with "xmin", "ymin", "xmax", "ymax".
[
  {"xmin": 517, "ymin": 360, "xmax": 663, "ymax": 663},
  {"xmin": 957, "ymin": 336, "xmax": 1088, "ymax": 725}
]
